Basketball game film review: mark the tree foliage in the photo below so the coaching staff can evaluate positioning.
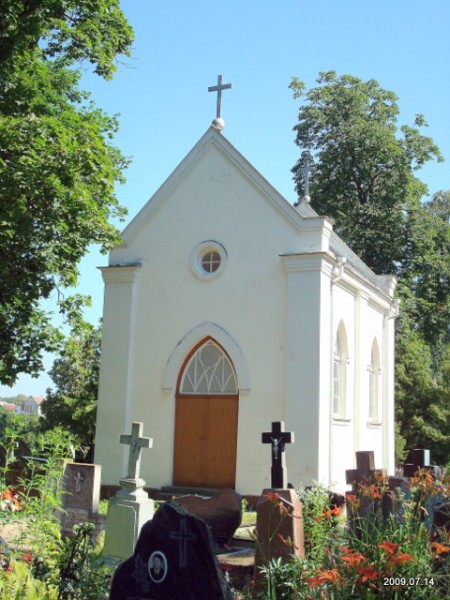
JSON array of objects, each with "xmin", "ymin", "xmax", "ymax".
[
  {"xmin": 291, "ymin": 72, "xmax": 450, "ymax": 463},
  {"xmin": 291, "ymin": 72, "xmax": 443, "ymax": 276},
  {"xmin": 0, "ymin": 1, "xmax": 133, "ymax": 385},
  {"xmin": 41, "ymin": 322, "xmax": 101, "ymax": 450}
]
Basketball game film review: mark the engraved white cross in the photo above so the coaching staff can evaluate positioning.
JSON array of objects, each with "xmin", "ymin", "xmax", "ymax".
[{"xmin": 74, "ymin": 471, "xmax": 85, "ymax": 493}]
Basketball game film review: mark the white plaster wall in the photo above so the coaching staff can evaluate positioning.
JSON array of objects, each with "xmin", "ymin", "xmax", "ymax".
[{"xmin": 97, "ymin": 144, "xmax": 317, "ymax": 493}]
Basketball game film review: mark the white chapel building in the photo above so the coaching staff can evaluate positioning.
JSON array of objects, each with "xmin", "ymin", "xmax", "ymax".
[{"xmin": 94, "ymin": 124, "xmax": 398, "ymax": 494}]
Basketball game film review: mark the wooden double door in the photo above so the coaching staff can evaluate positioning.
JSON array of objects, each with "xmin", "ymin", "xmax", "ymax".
[{"xmin": 173, "ymin": 394, "xmax": 238, "ymax": 488}]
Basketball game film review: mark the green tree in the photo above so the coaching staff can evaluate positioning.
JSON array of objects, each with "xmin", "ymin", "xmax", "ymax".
[
  {"xmin": 290, "ymin": 72, "xmax": 449, "ymax": 463},
  {"xmin": 0, "ymin": 1, "xmax": 133, "ymax": 385},
  {"xmin": 411, "ymin": 191, "xmax": 450, "ymax": 352},
  {"xmin": 41, "ymin": 323, "xmax": 101, "ymax": 451},
  {"xmin": 395, "ymin": 312, "xmax": 450, "ymax": 465},
  {"xmin": 290, "ymin": 71, "xmax": 443, "ymax": 276}
]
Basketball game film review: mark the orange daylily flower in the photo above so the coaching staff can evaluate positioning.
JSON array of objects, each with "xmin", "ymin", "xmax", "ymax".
[
  {"xmin": 306, "ymin": 569, "xmax": 343, "ymax": 588},
  {"xmin": 389, "ymin": 552, "xmax": 414, "ymax": 566},
  {"xmin": 431, "ymin": 542, "xmax": 450, "ymax": 555},
  {"xmin": 340, "ymin": 551, "xmax": 366, "ymax": 567},
  {"xmin": 331, "ymin": 506, "xmax": 343, "ymax": 516},
  {"xmin": 378, "ymin": 540, "xmax": 400, "ymax": 555},
  {"xmin": 360, "ymin": 484, "xmax": 382, "ymax": 499},
  {"xmin": 264, "ymin": 492, "xmax": 280, "ymax": 503},
  {"xmin": 345, "ymin": 493, "xmax": 360, "ymax": 512},
  {"xmin": 357, "ymin": 565, "xmax": 381, "ymax": 582}
]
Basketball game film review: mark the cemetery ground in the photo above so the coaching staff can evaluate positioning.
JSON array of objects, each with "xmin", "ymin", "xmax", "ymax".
[{"xmin": 1, "ymin": 427, "xmax": 450, "ymax": 598}]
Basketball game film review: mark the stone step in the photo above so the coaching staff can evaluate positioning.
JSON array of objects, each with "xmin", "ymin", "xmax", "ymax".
[{"xmin": 159, "ymin": 485, "xmax": 223, "ymax": 498}]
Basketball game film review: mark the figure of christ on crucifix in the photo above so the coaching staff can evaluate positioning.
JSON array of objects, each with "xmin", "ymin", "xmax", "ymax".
[{"xmin": 262, "ymin": 421, "xmax": 295, "ymax": 489}]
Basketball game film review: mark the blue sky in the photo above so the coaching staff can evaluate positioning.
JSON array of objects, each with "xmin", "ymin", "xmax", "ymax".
[{"xmin": 2, "ymin": 0, "xmax": 449, "ymax": 397}]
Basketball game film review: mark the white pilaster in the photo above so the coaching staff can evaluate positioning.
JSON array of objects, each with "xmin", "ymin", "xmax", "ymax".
[
  {"xmin": 281, "ymin": 253, "xmax": 334, "ymax": 486},
  {"xmin": 94, "ymin": 264, "xmax": 141, "ymax": 483}
]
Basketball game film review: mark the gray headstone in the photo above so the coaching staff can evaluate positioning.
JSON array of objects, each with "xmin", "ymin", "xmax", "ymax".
[
  {"xmin": 59, "ymin": 461, "xmax": 105, "ymax": 538},
  {"xmin": 109, "ymin": 502, "xmax": 232, "ymax": 600}
]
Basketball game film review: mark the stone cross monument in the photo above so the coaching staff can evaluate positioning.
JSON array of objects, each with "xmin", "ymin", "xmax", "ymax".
[{"xmin": 103, "ymin": 421, "xmax": 155, "ymax": 564}]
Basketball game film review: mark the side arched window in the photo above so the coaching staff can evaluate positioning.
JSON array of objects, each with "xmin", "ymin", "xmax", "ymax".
[
  {"xmin": 369, "ymin": 340, "xmax": 381, "ymax": 422},
  {"xmin": 333, "ymin": 324, "xmax": 348, "ymax": 418}
]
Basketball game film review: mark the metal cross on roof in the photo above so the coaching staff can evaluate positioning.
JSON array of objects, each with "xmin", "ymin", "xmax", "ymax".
[
  {"xmin": 120, "ymin": 421, "xmax": 153, "ymax": 481},
  {"xmin": 301, "ymin": 151, "xmax": 315, "ymax": 203},
  {"xmin": 208, "ymin": 74, "xmax": 232, "ymax": 119}
]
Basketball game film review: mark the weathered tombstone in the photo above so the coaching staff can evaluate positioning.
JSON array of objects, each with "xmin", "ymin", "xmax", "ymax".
[
  {"xmin": 403, "ymin": 449, "xmax": 430, "ymax": 477},
  {"xmin": 346, "ymin": 451, "xmax": 386, "ymax": 491},
  {"xmin": 255, "ymin": 489, "xmax": 304, "ymax": 561},
  {"xmin": 103, "ymin": 422, "xmax": 155, "ymax": 564},
  {"xmin": 109, "ymin": 502, "xmax": 233, "ymax": 600},
  {"xmin": 345, "ymin": 451, "xmax": 392, "ymax": 537},
  {"xmin": 401, "ymin": 449, "xmax": 444, "ymax": 528},
  {"xmin": 175, "ymin": 489, "xmax": 242, "ymax": 547},
  {"xmin": 433, "ymin": 499, "xmax": 450, "ymax": 540},
  {"xmin": 59, "ymin": 461, "xmax": 105, "ymax": 540},
  {"xmin": 403, "ymin": 448, "xmax": 441, "ymax": 478},
  {"xmin": 346, "ymin": 451, "xmax": 386, "ymax": 514},
  {"xmin": 261, "ymin": 421, "xmax": 294, "ymax": 489}
]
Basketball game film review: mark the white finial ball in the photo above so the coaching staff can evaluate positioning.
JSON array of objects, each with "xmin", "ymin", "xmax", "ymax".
[
  {"xmin": 303, "ymin": 195, "xmax": 311, "ymax": 204},
  {"xmin": 212, "ymin": 117, "xmax": 225, "ymax": 131}
]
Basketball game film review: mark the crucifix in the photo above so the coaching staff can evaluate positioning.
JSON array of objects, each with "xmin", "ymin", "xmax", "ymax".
[
  {"xmin": 262, "ymin": 421, "xmax": 295, "ymax": 489},
  {"xmin": 120, "ymin": 422, "xmax": 153, "ymax": 482},
  {"xmin": 169, "ymin": 516, "xmax": 196, "ymax": 568},
  {"xmin": 208, "ymin": 74, "xmax": 232, "ymax": 120}
]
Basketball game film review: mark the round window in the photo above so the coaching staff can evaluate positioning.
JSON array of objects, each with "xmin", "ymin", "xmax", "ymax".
[
  {"xmin": 201, "ymin": 251, "xmax": 221, "ymax": 273},
  {"xmin": 190, "ymin": 241, "xmax": 227, "ymax": 280}
]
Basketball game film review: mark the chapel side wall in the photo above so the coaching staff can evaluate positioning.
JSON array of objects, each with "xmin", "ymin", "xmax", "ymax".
[
  {"xmin": 330, "ymin": 283, "xmax": 394, "ymax": 482},
  {"xmin": 105, "ymin": 145, "xmax": 304, "ymax": 494},
  {"xmin": 330, "ymin": 283, "xmax": 356, "ymax": 491}
]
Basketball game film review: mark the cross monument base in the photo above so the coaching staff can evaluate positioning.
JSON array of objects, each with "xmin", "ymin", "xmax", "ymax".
[{"xmin": 103, "ymin": 478, "xmax": 154, "ymax": 565}]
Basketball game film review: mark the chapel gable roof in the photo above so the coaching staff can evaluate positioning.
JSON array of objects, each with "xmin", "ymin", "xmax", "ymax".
[
  {"xmin": 118, "ymin": 126, "xmax": 332, "ymax": 247},
  {"xmin": 114, "ymin": 127, "xmax": 396, "ymax": 299}
]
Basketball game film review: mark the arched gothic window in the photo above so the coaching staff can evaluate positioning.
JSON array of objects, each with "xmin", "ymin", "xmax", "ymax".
[
  {"xmin": 369, "ymin": 340, "xmax": 381, "ymax": 422},
  {"xmin": 333, "ymin": 324, "xmax": 348, "ymax": 418},
  {"xmin": 179, "ymin": 341, "xmax": 238, "ymax": 395}
]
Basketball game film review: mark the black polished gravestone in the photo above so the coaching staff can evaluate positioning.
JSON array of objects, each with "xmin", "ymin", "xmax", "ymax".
[{"xmin": 109, "ymin": 502, "xmax": 232, "ymax": 600}]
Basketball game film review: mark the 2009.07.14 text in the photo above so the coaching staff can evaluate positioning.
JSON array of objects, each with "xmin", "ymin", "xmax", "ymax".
[{"xmin": 383, "ymin": 577, "xmax": 434, "ymax": 587}]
